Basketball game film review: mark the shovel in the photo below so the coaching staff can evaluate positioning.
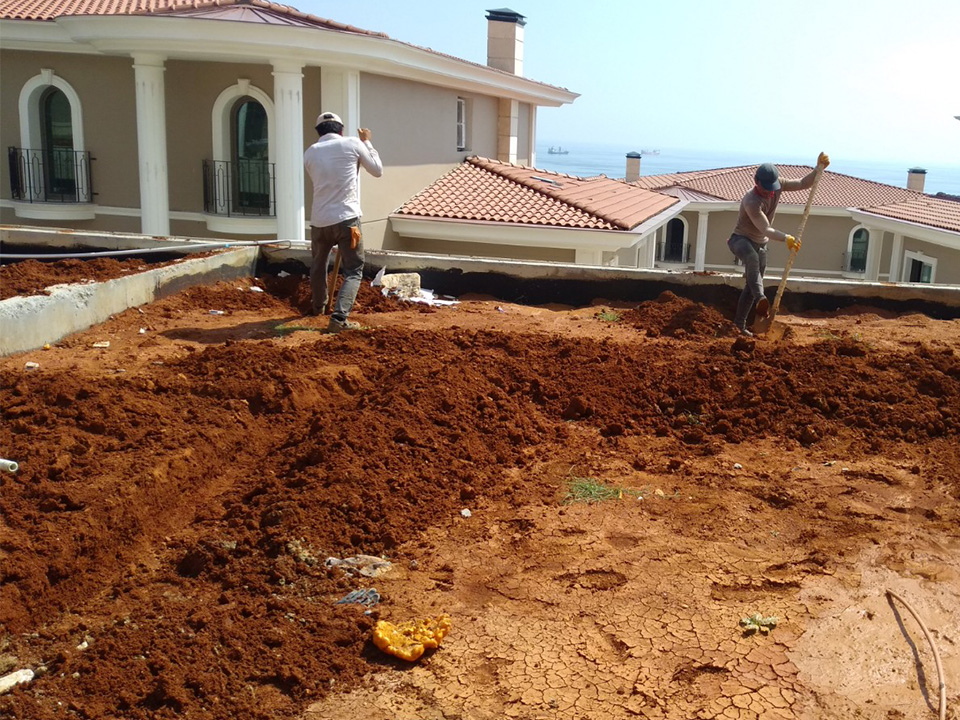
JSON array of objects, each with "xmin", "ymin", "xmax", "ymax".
[
  {"xmin": 326, "ymin": 250, "xmax": 341, "ymax": 313},
  {"xmin": 753, "ymin": 159, "xmax": 825, "ymax": 336}
]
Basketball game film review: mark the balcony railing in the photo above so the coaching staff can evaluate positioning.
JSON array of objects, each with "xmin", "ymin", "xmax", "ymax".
[
  {"xmin": 842, "ymin": 248, "xmax": 868, "ymax": 273},
  {"xmin": 656, "ymin": 239, "xmax": 690, "ymax": 264},
  {"xmin": 8, "ymin": 147, "xmax": 94, "ymax": 203},
  {"xmin": 202, "ymin": 159, "xmax": 276, "ymax": 217}
]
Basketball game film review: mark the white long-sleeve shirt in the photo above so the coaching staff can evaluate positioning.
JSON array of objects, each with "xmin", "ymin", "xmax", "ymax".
[{"xmin": 303, "ymin": 133, "xmax": 382, "ymax": 228}]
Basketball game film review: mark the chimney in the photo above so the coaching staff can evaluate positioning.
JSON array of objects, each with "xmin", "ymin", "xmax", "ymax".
[
  {"xmin": 907, "ymin": 167, "xmax": 927, "ymax": 193},
  {"xmin": 486, "ymin": 8, "xmax": 526, "ymax": 75},
  {"xmin": 625, "ymin": 152, "xmax": 642, "ymax": 183}
]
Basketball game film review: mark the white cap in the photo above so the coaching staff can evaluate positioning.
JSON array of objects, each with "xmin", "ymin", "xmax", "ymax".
[{"xmin": 316, "ymin": 111, "xmax": 343, "ymax": 126}]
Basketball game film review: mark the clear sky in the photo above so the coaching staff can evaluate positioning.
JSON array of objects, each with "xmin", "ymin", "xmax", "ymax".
[{"xmin": 299, "ymin": 0, "xmax": 959, "ymax": 168}]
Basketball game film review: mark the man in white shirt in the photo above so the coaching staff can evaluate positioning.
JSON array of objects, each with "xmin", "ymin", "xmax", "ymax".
[{"xmin": 303, "ymin": 111, "xmax": 383, "ymax": 332}]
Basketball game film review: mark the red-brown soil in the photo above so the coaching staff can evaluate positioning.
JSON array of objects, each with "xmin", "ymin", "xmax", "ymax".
[
  {"xmin": 1, "ymin": 266, "xmax": 959, "ymax": 720},
  {"xmin": 0, "ymin": 257, "xmax": 192, "ymax": 301}
]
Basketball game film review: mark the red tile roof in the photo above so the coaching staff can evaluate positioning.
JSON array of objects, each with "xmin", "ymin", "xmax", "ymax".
[
  {"xmin": 634, "ymin": 164, "xmax": 960, "ymax": 235},
  {"xmin": 633, "ymin": 165, "xmax": 920, "ymax": 208},
  {"xmin": 861, "ymin": 196, "xmax": 960, "ymax": 234},
  {"xmin": 394, "ymin": 157, "xmax": 678, "ymax": 231},
  {"xmin": 0, "ymin": 0, "xmax": 385, "ymax": 33}
]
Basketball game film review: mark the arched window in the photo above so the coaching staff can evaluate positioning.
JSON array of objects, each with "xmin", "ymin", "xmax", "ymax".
[
  {"xmin": 16, "ymin": 69, "xmax": 91, "ymax": 205},
  {"xmin": 231, "ymin": 98, "xmax": 270, "ymax": 212},
  {"xmin": 847, "ymin": 227, "xmax": 869, "ymax": 273},
  {"xmin": 206, "ymin": 80, "xmax": 276, "ymax": 218},
  {"xmin": 41, "ymin": 87, "xmax": 76, "ymax": 198},
  {"xmin": 660, "ymin": 217, "xmax": 688, "ymax": 263}
]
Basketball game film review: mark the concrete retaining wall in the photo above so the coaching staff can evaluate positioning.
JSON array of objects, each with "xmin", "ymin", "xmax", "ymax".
[{"xmin": 0, "ymin": 247, "xmax": 258, "ymax": 356}]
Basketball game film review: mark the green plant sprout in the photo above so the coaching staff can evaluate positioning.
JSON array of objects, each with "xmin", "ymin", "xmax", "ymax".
[{"xmin": 740, "ymin": 613, "xmax": 778, "ymax": 635}]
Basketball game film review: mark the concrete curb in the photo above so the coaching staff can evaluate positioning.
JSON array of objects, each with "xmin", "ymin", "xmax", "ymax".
[{"xmin": 0, "ymin": 248, "xmax": 258, "ymax": 356}]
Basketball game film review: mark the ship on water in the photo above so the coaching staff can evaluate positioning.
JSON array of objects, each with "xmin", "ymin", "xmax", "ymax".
[{"xmin": 548, "ymin": 146, "xmax": 569, "ymax": 155}]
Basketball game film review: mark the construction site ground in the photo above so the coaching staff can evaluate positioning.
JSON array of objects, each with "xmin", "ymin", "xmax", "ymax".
[{"xmin": 1, "ymin": 257, "xmax": 959, "ymax": 720}]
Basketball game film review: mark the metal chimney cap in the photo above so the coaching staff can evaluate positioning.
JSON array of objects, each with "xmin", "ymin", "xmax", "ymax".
[
  {"xmin": 486, "ymin": 8, "xmax": 527, "ymax": 25},
  {"xmin": 626, "ymin": 151, "xmax": 642, "ymax": 159},
  {"xmin": 908, "ymin": 167, "xmax": 928, "ymax": 174}
]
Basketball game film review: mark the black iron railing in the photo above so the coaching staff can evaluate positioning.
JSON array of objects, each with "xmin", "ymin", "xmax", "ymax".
[
  {"xmin": 842, "ymin": 247, "xmax": 868, "ymax": 273},
  {"xmin": 656, "ymin": 238, "xmax": 690, "ymax": 264},
  {"xmin": 202, "ymin": 159, "xmax": 276, "ymax": 217},
  {"xmin": 8, "ymin": 147, "xmax": 94, "ymax": 203}
]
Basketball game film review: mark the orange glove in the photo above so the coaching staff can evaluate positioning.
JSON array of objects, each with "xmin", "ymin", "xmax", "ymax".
[
  {"xmin": 350, "ymin": 225, "xmax": 360, "ymax": 250},
  {"xmin": 817, "ymin": 152, "xmax": 830, "ymax": 169},
  {"xmin": 785, "ymin": 234, "xmax": 801, "ymax": 253}
]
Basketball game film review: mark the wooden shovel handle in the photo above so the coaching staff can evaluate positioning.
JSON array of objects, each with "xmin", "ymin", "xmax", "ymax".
[
  {"xmin": 327, "ymin": 250, "xmax": 341, "ymax": 313},
  {"xmin": 769, "ymin": 162, "xmax": 825, "ymax": 319}
]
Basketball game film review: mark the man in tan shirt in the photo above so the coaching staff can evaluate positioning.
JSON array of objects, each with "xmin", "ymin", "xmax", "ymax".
[{"xmin": 728, "ymin": 153, "xmax": 829, "ymax": 335}]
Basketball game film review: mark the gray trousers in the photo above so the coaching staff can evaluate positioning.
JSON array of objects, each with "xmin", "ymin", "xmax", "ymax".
[
  {"xmin": 310, "ymin": 218, "xmax": 364, "ymax": 321},
  {"xmin": 728, "ymin": 234, "xmax": 767, "ymax": 329}
]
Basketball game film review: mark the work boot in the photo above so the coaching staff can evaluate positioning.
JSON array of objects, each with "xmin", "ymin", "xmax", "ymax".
[
  {"xmin": 736, "ymin": 325, "xmax": 754, "ymax": 338},
  {"xmin": 308, "ymin": 302, "xmax": 327, "ymax": 317},
  {"xmin": 327, "ymin": 317, "xmax": 362, "ymax": 334}
]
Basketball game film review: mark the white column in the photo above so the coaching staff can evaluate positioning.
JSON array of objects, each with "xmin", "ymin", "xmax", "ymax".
[
  {"xmin": 272, "ymin": 61, "xmax": 305, "ymax": 242},
  {"xmin": 694, "ymin": 211, "xmax": 708, "ymax": 271},
  {"xmin": 498, "ymin": 98, "xmax": 519, "ymax": 163},
  {"xmin": 319, "ymin": 67, "xmax": 360, "ymax": 134},
  {"xmin": 132, "ymin": 54, "xmax": 169, "ymax": 235},
  {"xmin": 528, "ymin": 105, "xmax": 537, "ymax": 167},
  {"xmin": 865, "ymin": 228, "xmax": 884, "ymax": 282},
  {"xmin": 643, "ymin": 232, "xmax": 657, "ymax": 268},
  {"xmin": 575, "ymin": 248, "xmax": 601, "ymax": 265},
  {"xmin": 888, "ymin": 233, "xmax": 904, "ymax": 282}
]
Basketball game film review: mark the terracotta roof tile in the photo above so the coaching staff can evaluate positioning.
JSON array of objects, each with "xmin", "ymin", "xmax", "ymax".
[
  {"xmin": 0, "ymin": 0, "xmax": 386, "ymax": 34},
  {"xmin": 395, "ymin": 157, "xmax": 677, "ymax": 231},
  {"xmin": 634, "ymin": 165, "xmax": 921, "ymax": 208},
  {"xmin": 862, "ymin": 196, "xmax": 960, "ymax": 234}
]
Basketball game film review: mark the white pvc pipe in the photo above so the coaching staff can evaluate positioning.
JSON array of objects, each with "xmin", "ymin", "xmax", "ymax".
[
  {"xmin": 0, "ymin": 238, "xmax": 288, "ymax": 261},
  {"xmin": 0, "ymin": 459, "xmax": 19, "ymax": 473}
]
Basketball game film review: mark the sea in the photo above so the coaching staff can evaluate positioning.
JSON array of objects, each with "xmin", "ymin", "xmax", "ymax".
[{"xmin": 535, "ymin": 143, "xmax": 960, "ymax": 197}]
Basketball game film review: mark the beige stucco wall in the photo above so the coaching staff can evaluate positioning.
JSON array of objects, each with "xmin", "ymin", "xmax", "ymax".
[
  {"xmin": 390, "ymin": 235, "xmax": 574, "ymax": 264},
  {"xmin": 358, "ymin": 73, "xmax": 505, "ymax": 251},
  {"xmin": 691, "ymin": 208, "xmax": 863, "ymax": 276},
  {"xmin": 901, "ymin": 237, "xmax": 960, "ymax": 285},
  {"xmin": 1, "ymin": 51, "xmax": 141, "ymax": 208},
  {"xmin": 517, "ymin": 102, "xmax": 532, "ymax": 165}
]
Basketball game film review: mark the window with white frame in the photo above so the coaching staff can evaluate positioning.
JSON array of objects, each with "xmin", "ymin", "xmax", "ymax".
[
  {"xmin": 902, "ymin": 250, "xmax": 936, "ymax": 284},
  {"xmin": 456, "ymin": 97, "xmax": 467, "ymax": 151},
  {"xmin": 16, "ymin": 69, "xmax": 91, "ymax": 203},
  {"xmin": 207, "ymin": 80, "xmax": 276, "ymax": 217},
  {"xmin": 846, "ymin": 226, "xmax": 869, "ymax": 273},
  {"xmin": 658, "ymin": 217, "xmax": 689, "ymax": 263}
]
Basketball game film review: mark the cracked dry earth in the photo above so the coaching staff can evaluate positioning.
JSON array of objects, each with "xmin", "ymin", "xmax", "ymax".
[{"xmin": 1, "ymin": 263, "xmax": 959, "ymax": 720}]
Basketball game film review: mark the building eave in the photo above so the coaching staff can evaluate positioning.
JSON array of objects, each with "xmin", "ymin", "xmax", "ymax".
[
  {"xmin": 389, "ymin": 216, "xmax": 640, "ymax": 251},
  {"xmin": 849, "ymin": 209, "xmax": 960, "ymax": 249},
  {"xmin": 0, "ymin": 15, "xmax": 578, "ymax": 106}
]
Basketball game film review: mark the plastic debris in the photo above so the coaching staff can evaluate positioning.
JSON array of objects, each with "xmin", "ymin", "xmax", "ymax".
[
  {"xmin": 335, "ymin": 588, "xmax": 381, "ymax": 607},
  {"xmin": 373, "ymin": 614, "xmax": 452, "ymax": 662},
  {"xmin": 460, "ymin": 509, "xmax": 472, "ymax": 518},
  {"xmin": 24, "ymin": 362, "xmax": 39, "ymax": 370},
  {"xmin": 92, "ymin": 341, "xmax": 110, "ymax": 348},
  {"xmin": 325, "ymin": 555, "xmax": 393, "ymax": 578},
  {"xmin": 740, "ymin": 613, "xmax": 778, "ymax": 635},
  {"xmin": 733, "ymin": 463, "xmax": 743, "ymax": 470},
  {"xmin": 250, "ymin": 286, "xmax": 264, "ymax": 293},
  {"xmin": 139, "ymin": 328, "xmax": 147, "ymax": 334},
  {"xmin": 209, "ymin": 310, "xmax": 225, "ymax": 315},
  {"xmin": 0, "ymin": 669, "xmax": 35, "ymax": 695},
  {"xmin": 278, "ymin": 270, "xmax": 290, "ymax": 278}
]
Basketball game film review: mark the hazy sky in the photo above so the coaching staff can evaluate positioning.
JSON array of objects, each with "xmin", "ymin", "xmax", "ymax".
[{"xmin": 300, "ymin": 0, "xmax": 959, "ymax": 167}]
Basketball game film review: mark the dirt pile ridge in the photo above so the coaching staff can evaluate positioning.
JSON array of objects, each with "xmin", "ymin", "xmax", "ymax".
[{"xmin": 1, "ymin": 272, "xmax": 959, "ymax": 720}]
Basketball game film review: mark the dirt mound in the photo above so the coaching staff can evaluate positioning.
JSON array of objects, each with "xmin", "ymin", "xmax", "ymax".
[
  {"xmin": 621, "ymin": 290, "xmax": 735, "ymax": 337},
  {"xmin": 0, "ymin": 257, "xmax": 164, "ymax": 300},
  {"xmin": 2, "ymin": 278, "xmax": 959, "ymax": 720}
]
